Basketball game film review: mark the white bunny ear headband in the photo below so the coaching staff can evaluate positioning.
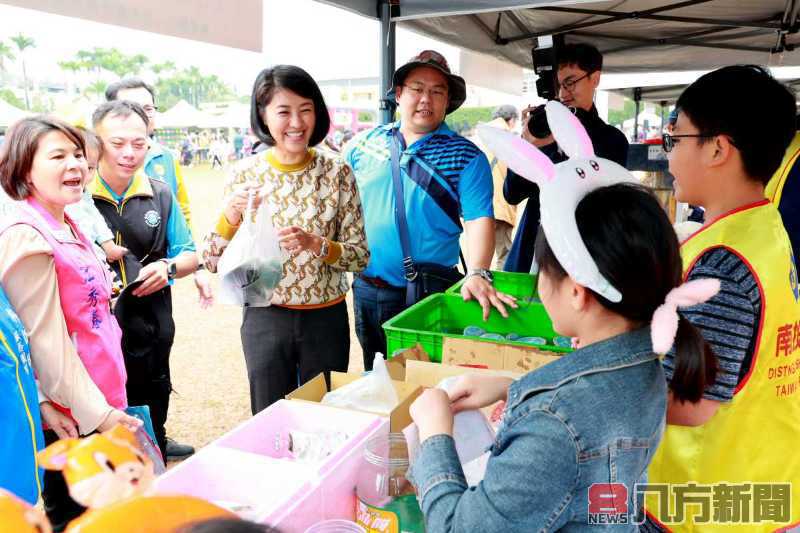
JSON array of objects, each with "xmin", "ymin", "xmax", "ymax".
[{"xmin": 478, "ymin": 100, "xmax": 636, "ymax": 302}]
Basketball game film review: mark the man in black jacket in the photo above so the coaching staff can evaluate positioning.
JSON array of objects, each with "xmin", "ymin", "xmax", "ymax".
[{"xmin": 504, "ymin": 43, "xmax": 629, "ymax": 272}]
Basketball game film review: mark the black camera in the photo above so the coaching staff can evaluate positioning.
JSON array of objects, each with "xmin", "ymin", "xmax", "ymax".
[
  {"xmin": 527, "ymin": 105, "xmax": 551, "ymax": 139},
  {"xmin": 527, "ymin": 104, "xmax": 581, "ymax": 139}
]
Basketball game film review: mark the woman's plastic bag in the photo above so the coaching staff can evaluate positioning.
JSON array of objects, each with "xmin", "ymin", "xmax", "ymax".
[
  {"xmin": 321, "ymin": 353, "xmax": 399, "ymax": 414},
  {"xmin": 217, "ymin": 193, "xmax": 284, "ymax": 307}
]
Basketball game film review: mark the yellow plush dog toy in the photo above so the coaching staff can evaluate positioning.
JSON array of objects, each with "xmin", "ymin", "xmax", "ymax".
[
  {"xmin": 37, "ymin": 424, "xmax": 235, "ymax": 532},
  {"xmin": 0, "ymin": 488, "xmax": 52, "ymax": 533}
]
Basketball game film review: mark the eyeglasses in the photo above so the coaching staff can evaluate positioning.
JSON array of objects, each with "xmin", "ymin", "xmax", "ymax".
[
  {"xmin": 142, "ymin": 105, "xmax": 159, "ymax": 114},
  {"xmin": 402, "ymin": 84, "xmax": 448, "ymax": 100},
  {"xmin": 557, "ymin": 72, "xmax": 592, "ymax": 92},
  {"xmin": 661, "ymin": 132, "xmax": 715, "ymax": 152}
]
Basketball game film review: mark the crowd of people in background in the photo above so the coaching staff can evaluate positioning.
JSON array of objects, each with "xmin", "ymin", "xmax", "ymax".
[{"xmin": 175, "ymin": 129, "xmax": 256, "ymax": 168}]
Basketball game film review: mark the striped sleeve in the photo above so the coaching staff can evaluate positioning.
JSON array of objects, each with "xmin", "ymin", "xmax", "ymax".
[{"xmin": 662, "ymin": 247, "xmax": 762, "ymax": 402}]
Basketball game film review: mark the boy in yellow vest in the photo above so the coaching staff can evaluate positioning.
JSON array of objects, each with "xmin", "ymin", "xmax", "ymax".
[
  {"xmin": 767, "ymin": 126, "xmax": 800, "ymax": 261},
  {"xmin": 643, "ymin": 66, "xmax": 800, "ymax": 532}
]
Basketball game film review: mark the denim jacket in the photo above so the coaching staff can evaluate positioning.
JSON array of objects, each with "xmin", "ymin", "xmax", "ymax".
[{"xmin": 408, "ymin": 327, "xmax": 666, "ymax": 532}]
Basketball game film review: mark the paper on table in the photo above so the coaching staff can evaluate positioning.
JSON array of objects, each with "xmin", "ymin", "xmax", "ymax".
[{"xmin": 404, "ymin": 376, "xmax": 496, "ymax": 485}]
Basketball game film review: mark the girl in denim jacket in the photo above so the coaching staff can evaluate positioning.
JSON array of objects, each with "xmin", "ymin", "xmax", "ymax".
[{"xmin": 407, "ymin": 109, "xmax": 720, "ymax": 532}]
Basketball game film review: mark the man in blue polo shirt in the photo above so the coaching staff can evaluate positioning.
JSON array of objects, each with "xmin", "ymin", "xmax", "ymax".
[{"xmin": 345, "ymin": 50, "xmax": 516, "ymax": 370}]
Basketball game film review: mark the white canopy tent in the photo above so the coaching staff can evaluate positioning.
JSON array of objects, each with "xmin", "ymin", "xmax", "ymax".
[
  {"xmin": 158, "ymin": 100, "xmax": 214, "ymax": 129},
  {"xmin": 316, "ymin": 0, "xmax": 800, "ymax": 122},
  {"xmin": 318, "ymin": 0, "xmax": 800, "ymax": 72},
  {"xmin": 608, "ymin": 73, "xmax": 800, "ymax": 103},
  {"xmin": 204, "ymin": 104, "xmax": 251, "ymax": 129}
]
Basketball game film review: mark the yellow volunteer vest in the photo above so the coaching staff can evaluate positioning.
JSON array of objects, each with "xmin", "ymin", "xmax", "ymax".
[
  {"xmin": 646, "ymin": 200, "xmax": 800, "ymax": 532},
  {"xmin": 766, "ymin": 131, "xmax": 800, "ymax": 206}
]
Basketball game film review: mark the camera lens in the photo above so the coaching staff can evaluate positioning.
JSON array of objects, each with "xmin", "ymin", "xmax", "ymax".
[{"xmin": 527, "ymin": 105, "xmax": 551, "ymax": 139}]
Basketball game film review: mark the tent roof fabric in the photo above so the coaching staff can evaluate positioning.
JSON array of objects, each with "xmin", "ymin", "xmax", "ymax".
[
  {"xmin": 608, "ymin": 75, "xmax": 800, "ymax": 103},
  {"xmin": 318, "ymin": 0, "xmax": 800, "ymax": 73},
  {"xmin": 159, "ymin": 100, "xmax": 213, "ymax": 129}
]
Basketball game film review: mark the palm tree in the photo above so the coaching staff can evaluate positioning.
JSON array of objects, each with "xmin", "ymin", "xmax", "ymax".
[
  {"xmin": 0, "ymin": 41, "xmax": 15, "ymax": 74},
  {"xmin": 83, "ymin": 80, "xmax": 109, "ymax": 101},
  {"xmin": 152, "ymin": 61, "xmax": 176, "ymax": 76},
  {"xmin": 10, "ymin": 34, "xmax": 35, "ymax": 110},
  {"xmin": 185, "ymin": 66, "xmax": 204, "ymax": 107}
]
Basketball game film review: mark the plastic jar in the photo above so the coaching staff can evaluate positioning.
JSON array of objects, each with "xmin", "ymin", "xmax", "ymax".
[
  {"xmin": 304, "ymin": 519, "xmax": 366, "ymax": 533},
  {"xmin": 356, "ymin": 433, "xmax": 425, "ymax": 533}
]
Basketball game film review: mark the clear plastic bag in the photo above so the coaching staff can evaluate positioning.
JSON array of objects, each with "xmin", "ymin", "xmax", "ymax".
[
  {"xmin": 403, "ymin": 376, "xmax": 496, "ymax": 486},
  {"xmin": 321, "ymin": 354, "xmax": 399, "ymax": 414},
  {"xmin": 217, "ymin": 193, "xmax": 284, "ymax": 307}
]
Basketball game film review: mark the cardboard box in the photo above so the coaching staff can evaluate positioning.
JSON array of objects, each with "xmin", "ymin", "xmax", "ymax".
[
  {"xmin": 442, "ymin": 337, "xmax": 563, "ymax": 373},
  {"xmin": 385, "ymin": 343, "xmax": 430, "ymax": 381},
  {"xmin": 403, "ymin": 360, "xmax": 522, "ymax": 427},
  {"xmin": 286, "ymin": 372, "xmax": 422, "ymax": 433},
  {"xmin": 404, "ymin": 359, "xmax": 521, "ymax": 389}
]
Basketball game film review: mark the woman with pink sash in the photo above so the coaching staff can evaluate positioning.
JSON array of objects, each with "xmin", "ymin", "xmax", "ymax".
[{"xmin": 0, "ymin": 116, "xmax": 139, "ymax": 530}]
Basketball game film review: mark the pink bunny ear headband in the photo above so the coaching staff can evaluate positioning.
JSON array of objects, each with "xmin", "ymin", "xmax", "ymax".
[
  {"xmin": 651, "ymin": 278, "xmax": 720, "ymax": 354},
  {"xmin": 477, "ymin": 101, "xmax": 636, "ymax": 303}
]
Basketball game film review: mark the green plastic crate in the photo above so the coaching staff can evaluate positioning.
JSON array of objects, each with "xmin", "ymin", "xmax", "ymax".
[
  {"xmin": 383, "ymin": 293, "xmax": 570, "ymax": 362},
  {"xmin": 446, "ymin": 270, "xmax": 539, "ymax": 302}
]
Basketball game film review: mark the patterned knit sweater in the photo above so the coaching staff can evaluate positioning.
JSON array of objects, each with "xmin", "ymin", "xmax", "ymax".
[{"xmin": 203, "ymin": 148, "xmax": 369, "ymax": 307}]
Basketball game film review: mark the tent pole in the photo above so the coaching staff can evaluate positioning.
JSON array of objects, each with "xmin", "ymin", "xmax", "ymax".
[
  {"xmin": 379, "ymin": 0, "xmax": 396, "ymax": 125},
  {"xmin": 633, "ymin": 87, "xmax": 642, "ymax": 142}
]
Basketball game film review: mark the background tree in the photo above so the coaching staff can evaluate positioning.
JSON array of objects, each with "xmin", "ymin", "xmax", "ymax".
[
  {"xmin": 155, "ymin": 67, "xmax": 235, "ymax": 109},
  {"xmin": 0, "ymin": 41, "xmax": 15, "ymax": 74},
  {"xmin": 0, "ymin": 88, "xmax": 24, "ymax": 108},
  {"xmin": 57, "ymin": 47, "xmax": 238, "ymax": 112},
  {"xmin": 83, "ymin": 80, "xmax": 109, "ymax": 100},
  {"xmin": 10, "ymin": 34, "xmax": 35, "ymax": 110},
  {"xmin": 151, "ymin": 60, "xmax": 176, "ymax": 76}
]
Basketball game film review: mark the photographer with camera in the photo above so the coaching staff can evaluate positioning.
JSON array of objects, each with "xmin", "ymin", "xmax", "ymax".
[{"xmin": 503, "ymin": 43, "xmax": 629, "ymax": 272}]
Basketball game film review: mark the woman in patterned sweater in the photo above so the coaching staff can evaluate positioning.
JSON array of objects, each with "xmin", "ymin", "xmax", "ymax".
[{"xmin": 204, "ymin": 65, "xmax": 369, "ymax": 413}]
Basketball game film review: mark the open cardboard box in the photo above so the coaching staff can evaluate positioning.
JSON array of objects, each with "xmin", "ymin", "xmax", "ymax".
[
  {"xmin": 385, "ymin": 343, "xmax": 430, "ymax": 381},
  {"xmin": 403, "ymin": 359, "xmax": 523, "ymax": 431},
  {"xmin": 404, "ymin": 359, "xmax": 521, "ymax": 388},
  {"xmin": 442, "ymin": 337, "xmax": 563, "ymax": 373},
  {"xmin": 286, "ymin": 371, "xmax": 422, "ymax": 432}
]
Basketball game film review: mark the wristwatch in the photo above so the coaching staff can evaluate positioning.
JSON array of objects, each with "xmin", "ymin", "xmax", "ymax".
[
  {"xmin": 466, "ymin": 268, "xmax": 493, "ymax": 283},
  {"xmin": 159, "ymin": 258, "xmax": 177, "ymax": 280}
]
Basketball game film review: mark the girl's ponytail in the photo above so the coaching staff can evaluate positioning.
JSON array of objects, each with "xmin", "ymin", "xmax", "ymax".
[
  {"xmin": 650, "ymin": 277, "xmax": 721, "ymax": 403},
  {"xmin": 669, "ymin": 317, "xmax": 718, "ymax": 403}
]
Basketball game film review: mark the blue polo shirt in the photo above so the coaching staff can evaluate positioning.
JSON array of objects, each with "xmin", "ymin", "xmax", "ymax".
[
  {"xmin": 144, "ymin": 141, "xmax": 178, "ymax": 195},
  {"xmin": 344, "ymin": 121, "xmax": 493, "ymax": 287}
]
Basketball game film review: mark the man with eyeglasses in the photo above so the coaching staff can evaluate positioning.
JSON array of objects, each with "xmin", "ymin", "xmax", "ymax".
[
  {"xmin": 345, "ymin": 50, "xmax": 516, "ymax": 371},
  {"xmin": 105, "ymin": 79, "xmax": 210, "ymax": 460},
  {"xmin": 641, "ymin": 65, "xmax": 800, "ymax": 533},
  {"xmin": 503, "ymin": 43, "xmax": 629, "ymax": 273}
]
